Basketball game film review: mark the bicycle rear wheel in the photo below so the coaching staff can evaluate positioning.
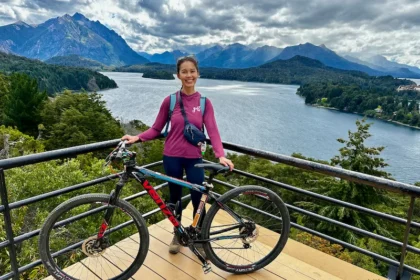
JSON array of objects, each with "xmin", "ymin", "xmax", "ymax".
[
  {"xmin": 201, "ymin": 185, "xmax": 290, "ymax": 274},
  {"xmin": 39, "ymin": 194, "xmax": 149, "ymax": 280}
]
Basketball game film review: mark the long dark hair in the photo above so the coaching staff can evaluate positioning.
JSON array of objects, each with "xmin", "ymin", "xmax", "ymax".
[{"xmin": 176, "ymin": 56, "xmax": 199, "ymax": 74}]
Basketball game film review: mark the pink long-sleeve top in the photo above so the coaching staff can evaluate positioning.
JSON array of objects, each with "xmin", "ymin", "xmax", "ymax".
[{"xmin": 137, "ymin": 91, "xmax": 225, "ymax": 159}]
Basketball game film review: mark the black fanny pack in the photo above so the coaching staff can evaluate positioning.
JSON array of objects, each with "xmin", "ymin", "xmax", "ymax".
[
  {"xmin": 178, "ymin": 92, "xmax": 206, "ymax": 146},
  {"xmin": 184, "ymin": 122, "xmax": 206, "ymax": 146}
]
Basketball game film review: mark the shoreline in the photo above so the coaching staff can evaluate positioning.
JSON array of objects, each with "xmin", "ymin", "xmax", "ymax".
[
  {"xmin": 309, "ymin": 104, "xmax": 420, "ymax": 130},
  {"xmin": 101, "ymin": 71, "xmax": 420, "ymax": 131}
]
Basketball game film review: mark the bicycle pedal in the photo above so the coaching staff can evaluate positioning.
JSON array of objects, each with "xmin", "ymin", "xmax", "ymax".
[{"xmin": 202, "ymin": 262, "xmax": 212, "ymax": 274}]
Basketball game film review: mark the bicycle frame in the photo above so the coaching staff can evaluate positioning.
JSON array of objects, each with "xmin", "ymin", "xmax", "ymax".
[
  {"xmin": 97, "ymin": 162, "xmax": 246, "ymax": 266},
  {"xmin": 133, "ymin": 166, "xmax": 244, "ymax": 234},
  {"xmin": 135, "ymin": 166, "xmax": 208, "ymax": 229}
]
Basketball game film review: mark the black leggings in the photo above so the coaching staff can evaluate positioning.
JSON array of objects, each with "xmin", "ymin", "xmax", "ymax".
[{"xmin": 163, "ymin": 155, "xmax": 206, "ymax": 225}]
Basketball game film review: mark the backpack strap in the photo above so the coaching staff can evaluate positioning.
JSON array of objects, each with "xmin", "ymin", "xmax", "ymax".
[
  {"xmin": 200, "ymin": 95, "xmax": 206, "ymax": 132},
  {"xmin": 162, "ymin": 92, "xmax": 177, "ymax": 137},
  {"xmin": 161, "ymin": 93, "xmax": 207, "ymax": 137},
  {"xmin": 200, "ymin": 96, "xmax": 206, "ymax": 117}
]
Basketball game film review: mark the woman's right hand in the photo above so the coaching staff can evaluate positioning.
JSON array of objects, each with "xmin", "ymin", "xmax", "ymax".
[{"xmin": 121, "ymin": 135, "xmax": 140, "ymax": 144}]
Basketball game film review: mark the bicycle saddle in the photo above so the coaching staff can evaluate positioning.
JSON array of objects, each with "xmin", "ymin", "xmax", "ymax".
[{"xmin": 194, "ymin": 163, "xmax": 230, "ymax": 173}]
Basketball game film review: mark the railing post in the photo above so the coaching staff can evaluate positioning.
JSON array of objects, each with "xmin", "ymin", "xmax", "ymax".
[
  {"xmin": 0, "ymin": 169, "xmax": 19, "ymax": 280},
  {"xmin": 397, "ymin": 196, "xmax": 415, "ymax": 280}
]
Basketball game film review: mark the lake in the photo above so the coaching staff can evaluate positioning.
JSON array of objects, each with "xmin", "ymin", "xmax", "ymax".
[{"xmin": 100, "ymin": 72, "xmax": 420, "ymax": 184}]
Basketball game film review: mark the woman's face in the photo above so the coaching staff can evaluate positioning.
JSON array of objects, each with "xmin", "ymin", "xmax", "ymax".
[{"xmin": 177, "ymin": 61, "xmax": 199, "ymax": 88}]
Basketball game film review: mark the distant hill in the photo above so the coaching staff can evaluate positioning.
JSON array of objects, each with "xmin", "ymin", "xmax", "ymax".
[
  {"xmin": 45, "ymin": 55, "xmax": 108, "ymax": 70},
  {"xmin": 138, "ymin": 44, "xmax": 283, "ymax": 68},
  {"xmin": 269, "ymin": 43, "xmax": 388, "ymax": 76},
  {"xmin": 0, "ymin": 51, "xmax": 117, "ymax": 94},
  {"xmin": 344, "ymin": 54, "xmax": 420, "ymax": 77},
  {"xmin": 344, "ymin": 54, "xmax": 420, "ymax": 78},
  {"xmin": 239, "ymin": 45, "xmax": 283, "ymax": 68},
  {"xmin": 199, "ymin": 55, "xmax": 373, "ymax": 85},
  {"xmin": 198, "ymin": 43, "xmax": 253, "ymax": 68},
  {"xmin": 344, "ymin": 55, "xmax": 389, "ymax": 72},
  {"xmin": 0, "ymin": 13, "xmax": 149, "ymax": 66},
  {"xmin": 137, "ymin": 52, "xmax": 152, "ymax": 60},
  {"xmin": 195, "ymin": 45, "xmax": 224, "ymax": 63},
  {"xmin": 197, "ymin": 43, "xmax": 283, "ymax": 68},
  {"xmin": 367, "ymin": 55, "xmax": 420, "ymax": 74},
  {"xmin": 140, "ymin": 50, "xmax": 188, "ymax": 65},
  {"xmin": 142, "ymin": 70, "xmax": 175, "ymax": 80},
  {"xmin": 115, "ymin": 62, "xmax": 176, "ymax": 73},
  {"xmin": 117, "ymin": 56, "xmax": 404, "ymax": 86},
  {"xmin": 199, "ymin": 56, "xmax": 415, "ymax": 89},
  {"xmin": 138, "ymin": 42, "xmax": 419, "ymax": 78}
]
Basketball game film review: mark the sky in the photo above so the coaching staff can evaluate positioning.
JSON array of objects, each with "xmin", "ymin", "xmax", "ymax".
[{"xmin": 0, "ymin": 0, "xmax": 419, "ymax": 66}]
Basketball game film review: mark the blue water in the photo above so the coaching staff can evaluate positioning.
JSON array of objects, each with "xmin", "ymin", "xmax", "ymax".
[{"xmin": 100, "ymin": 72, "xmax": 420, "ymax": 184}]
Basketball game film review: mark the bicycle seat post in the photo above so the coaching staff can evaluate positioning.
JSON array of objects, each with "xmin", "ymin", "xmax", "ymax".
[{"xmin": 207, "ymin": 172, "xmax": 215, "ymax": 184}]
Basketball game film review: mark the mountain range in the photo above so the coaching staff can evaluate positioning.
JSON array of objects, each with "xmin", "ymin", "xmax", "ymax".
[
  {"xmin": 1, "ymin": 13, "xmax": 419, "ymax": 78},
  {"xmin": 0, "ymin": 13, "xmax": 148, "ymax": 66},
  {"xmin": 142, "ymin": 43, "xmax": 420, "ymax": 78},
  {"xmin": 344, "ymin": 54, "xmax": 420, "ymax": 75}
]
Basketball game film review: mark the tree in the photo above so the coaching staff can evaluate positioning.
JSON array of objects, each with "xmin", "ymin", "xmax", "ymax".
[
  {"xmin": 410, "ymin": 113, "xmax": 420, "ymax": 126},
  {"xmin": 40, "ymin": 90, "xmax": 123, "ymax": 150},
  {"xmin": 0, "ymin": 73, "xmax": 9, "ymax": 124},
  {"xmin": 1, "ymin": 148, "xmax": 162, "ymax": 279},
  {"xmin": 0, "ymin": 126, "xmax": 44, "ymax": 159},
  {"xmin": 3, "ymin": 73, "xmax": 47, "ymax": 136},
  {"xmin": 402, "ymin": 98, "xmax": 409, "ymax": 110},
  {"xmin": 0, "ymin": 52, "xmax": 117, "ymax": 95},
  {"xmin": 331, "ymin": 119, "xmax": 392, "ymax": 180},
  {"xmin": 408, "ymin": 101, "xmax": 417, "ymax": 112},
  {"xmin": 297, "ymin": 119, "xmax": 394, "ymax": 243}
]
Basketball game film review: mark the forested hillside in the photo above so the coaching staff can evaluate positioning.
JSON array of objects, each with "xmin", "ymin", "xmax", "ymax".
[{"xmin": 0, "ymin": 52, "xmax": 117, "ymax": 94}]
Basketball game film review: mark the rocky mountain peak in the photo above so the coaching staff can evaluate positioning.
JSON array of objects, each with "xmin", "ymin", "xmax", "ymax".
[{"xmin": 72, "ymin": 12, "xmax": 88, "ymax": 21}]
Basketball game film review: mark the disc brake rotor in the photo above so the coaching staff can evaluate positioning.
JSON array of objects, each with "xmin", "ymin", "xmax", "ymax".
[
  {"xmin": 240, "ymin": 219, "xmax": 259, "ymax": 244},
  {"xmin": 82, "ymin": 236, "xmax": 107, "ymax": 257}
]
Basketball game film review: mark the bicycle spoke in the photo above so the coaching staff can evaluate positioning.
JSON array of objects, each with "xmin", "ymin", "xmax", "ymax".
[
  {"xmin": 204, "ymin": 186, "xmax": 289, "ymax": 272},
  {"xmin": 43, "ymin": 197, "xmax": 144, "ymax": 279}
]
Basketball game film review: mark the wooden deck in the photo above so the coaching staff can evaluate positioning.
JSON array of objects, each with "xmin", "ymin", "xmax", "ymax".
[{"xmin": 44, "ymin": 205, "xmax": 386, "ymax": 280}]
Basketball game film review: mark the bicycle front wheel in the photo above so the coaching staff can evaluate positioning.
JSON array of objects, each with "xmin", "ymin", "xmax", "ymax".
[
  {"xmin": 39, "ymin": 194, "xmax": 149, "ymax": 280},
  {"xmin": 201, "ymin": 185, "xmax": 290, "ymax": 274}
]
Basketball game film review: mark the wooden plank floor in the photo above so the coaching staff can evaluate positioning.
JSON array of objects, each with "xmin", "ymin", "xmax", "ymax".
[{"xmin": 44, "ymin": 205, "xmax": 386, "ymax": 280}]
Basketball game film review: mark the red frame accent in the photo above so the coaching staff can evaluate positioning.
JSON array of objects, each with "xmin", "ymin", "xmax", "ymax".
[
  {"xmin": 142, "ymin": 180, "xmax": 180, "ymax": 227},
  {"xmin": 97, "ymin": 220, "xmax": 108, "ymax": 239}
]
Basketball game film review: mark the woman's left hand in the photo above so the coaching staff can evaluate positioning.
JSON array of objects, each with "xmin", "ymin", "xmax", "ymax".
[{"xmin": 219, "ymin": 157, "xmax": 234, "ymax": 171}]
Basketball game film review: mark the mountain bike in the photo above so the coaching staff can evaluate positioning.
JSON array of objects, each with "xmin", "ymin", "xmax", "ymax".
[{"xmin": 38, "ymin": 141, "xmax": 290, "ymax": 280}]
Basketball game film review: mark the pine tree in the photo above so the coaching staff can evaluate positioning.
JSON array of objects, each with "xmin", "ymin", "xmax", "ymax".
[
  {"xmin": 3, "ymin": 73, "xmax": 47, "ymax": 136},
  {"xmin": 0, "ymin": 73, "xmax": 9, "ymax": 124},
  {"xmin": 297, "ymin": 119, "xmax": 394, "ymax": 243}
]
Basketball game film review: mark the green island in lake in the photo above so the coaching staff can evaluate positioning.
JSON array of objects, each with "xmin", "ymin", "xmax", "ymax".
[{"xmin": 142, "ymin": 70, "xmax": 175, "ymax": 80}]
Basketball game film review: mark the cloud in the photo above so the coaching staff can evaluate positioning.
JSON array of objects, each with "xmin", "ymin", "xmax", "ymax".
[{"xmin": 0, "ymin": 0, "xmax": 419, "ymax": 66}]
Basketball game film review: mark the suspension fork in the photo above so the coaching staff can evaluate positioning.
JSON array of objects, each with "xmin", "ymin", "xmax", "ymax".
[{"xmin": 96, "ymin": 175, "xmax": 127, "ymax": 240}]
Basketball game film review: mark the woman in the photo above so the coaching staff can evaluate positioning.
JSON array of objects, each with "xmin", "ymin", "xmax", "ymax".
[{"xmin": 121, "ymin": 56, "xmax": 234, "ymax": 254}]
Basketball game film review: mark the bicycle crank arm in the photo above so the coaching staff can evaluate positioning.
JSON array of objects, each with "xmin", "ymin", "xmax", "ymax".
[{"xmin": 189, "ymin": 245, "xmax": 212, "ymax": 274}]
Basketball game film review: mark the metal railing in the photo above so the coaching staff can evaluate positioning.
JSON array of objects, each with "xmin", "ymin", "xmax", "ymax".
[{"xmin": 0, "ymin": 139, "xmax": 419, "ymax": 280}]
